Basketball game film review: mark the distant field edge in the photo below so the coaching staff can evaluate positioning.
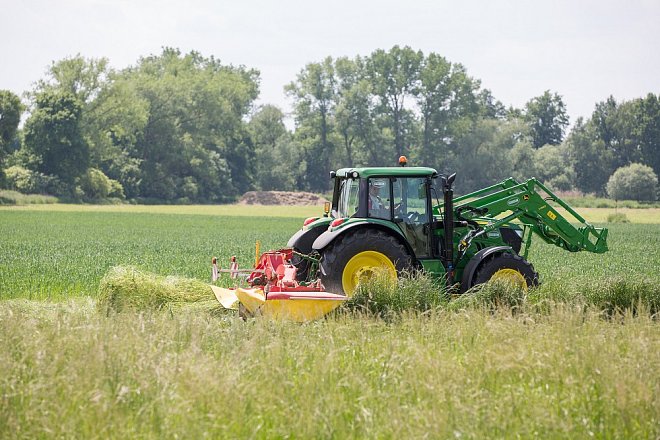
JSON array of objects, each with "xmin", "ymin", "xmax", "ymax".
[{"xmin": 1, "ymin": 203, "xmax": 659, "ymax": 223}]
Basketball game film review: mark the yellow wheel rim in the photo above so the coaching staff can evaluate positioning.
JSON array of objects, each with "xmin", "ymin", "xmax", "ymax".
[
  {"xmin": 342, "ymin": 251, "xmax": 397, "ymax": 296},
  {"xmin": 490, "ymin": 268, "xmax": 528, "ymax": 290}
]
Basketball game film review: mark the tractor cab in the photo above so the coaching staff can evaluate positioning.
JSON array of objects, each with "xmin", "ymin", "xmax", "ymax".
[{"xmin": 329, "ymin": 166, "xmax": 439, "ymax": 259}]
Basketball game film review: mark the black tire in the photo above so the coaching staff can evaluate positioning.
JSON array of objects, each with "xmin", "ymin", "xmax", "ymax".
[
  {"xmin": 290, "ymin": 247, "xmax": 311, "ymax": 281},
  {"xmin": 472, "ymin": 253, "xmax": 539, "ymax": 289},
  {"xmin": 319, "ymin": 228, "xmax": 412, "ymax": 295}
]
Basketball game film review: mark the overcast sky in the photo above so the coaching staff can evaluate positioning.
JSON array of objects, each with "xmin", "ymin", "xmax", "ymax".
[{"xmin": 2, "ymin": 0, "xmax": 659, "ymax": 125}]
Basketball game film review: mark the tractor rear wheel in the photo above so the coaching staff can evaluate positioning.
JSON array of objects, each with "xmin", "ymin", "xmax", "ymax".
[
  {"xmin": 319, "ymin": 229, "xmax": 412, "ymax": 296},
  {"xmin": 472, "ymin": 253, "xmax": 539, "ymax": 290}
]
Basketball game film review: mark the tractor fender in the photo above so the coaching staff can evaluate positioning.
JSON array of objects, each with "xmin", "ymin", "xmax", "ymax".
[
  {"xmin": 287, "ymin": 224, "xmax": 328, "ymax": 254},
  {"xmin": 312, "ymin": 221, "xmax": 416, "ymax": 260},
  {"xmin": 459, "ymin": 245, "xmax": 513, "ymax": 293}
]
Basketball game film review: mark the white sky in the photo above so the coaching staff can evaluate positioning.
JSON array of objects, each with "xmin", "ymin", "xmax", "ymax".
[{"xmin": 1, "ymin": 0, "xmax": 659, "ymax": 125}]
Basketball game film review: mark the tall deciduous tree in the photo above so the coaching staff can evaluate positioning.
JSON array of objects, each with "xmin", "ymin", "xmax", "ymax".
[
  {"xmin": 416, "ymin": 55, "xmax": 482, "ymax": 169},
  {"xmin": 249, "ymin": 104, "xmax": 296, "ymax": 190},
  {"xmin": 23, "ymin": 91, "xmax": 89, "ymax": 185},
  {"xmin": 366, "ymin": 46, "xmax": 423, "ymax": 159},
  {"xmin": 524, "ymin": 90, "xmax": 569, "ymax": 148},
  {"xmin": 0, "ymin": 90, "xmax": 24, "ymax": 184},
  {"xmin": 119, "ymin": 48, "xmax": 259, "ymax": 201},
  {"xmin": 286, "ymin": 57, "xmax": 337, "ymax": 191}
]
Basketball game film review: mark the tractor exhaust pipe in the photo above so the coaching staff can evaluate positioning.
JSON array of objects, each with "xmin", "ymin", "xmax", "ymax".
[{"xmin": 441, "ymin": 173, "xmax": 456, "ymax": 289}]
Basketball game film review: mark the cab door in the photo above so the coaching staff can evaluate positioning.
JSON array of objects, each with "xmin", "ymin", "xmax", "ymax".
[{"xmin": 393, "ymin": 177, "xmax": 431, "ymax": 258}]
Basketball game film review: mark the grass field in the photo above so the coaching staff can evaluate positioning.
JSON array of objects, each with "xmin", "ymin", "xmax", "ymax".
[{"xmin": 1, "ymin": 203, "xmax": 659, "ymax": 438}]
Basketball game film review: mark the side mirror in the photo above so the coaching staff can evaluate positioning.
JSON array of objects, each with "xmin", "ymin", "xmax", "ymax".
[{"xmin": 329, "ymin": 171, "xmax": 336, "ymax": 179}]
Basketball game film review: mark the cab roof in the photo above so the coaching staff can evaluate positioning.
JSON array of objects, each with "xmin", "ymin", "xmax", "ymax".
[{"xmin": 335, "ymin": 166, "xmax": 437, "ymax": 178}]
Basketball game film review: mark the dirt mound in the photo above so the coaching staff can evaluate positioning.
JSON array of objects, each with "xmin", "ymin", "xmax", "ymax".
[{"xmin": 239, "ymin": 191, "xmax": 329, "ymax": 206}]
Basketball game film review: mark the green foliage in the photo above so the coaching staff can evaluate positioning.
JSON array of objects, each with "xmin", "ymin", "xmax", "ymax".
[
  {"xmin": 248, "ymin": 105, "xmax": 297, "ymax": 190},
  {"xmin": 532, "ymin": 143, "xmax": 575, "ymax": 191},
  {"xmin": 570, "ymin": 94, "xmax": 660, "ymax": 195},
  {"xmin": 4, "ymin": 165, "xmax": 61, "ymax": 194},
  {"xmin": 0, "ymin": 90, "xmax": 24, "ymax": 184},
  {"xmin": 78, "ymin": 167, "xmax": 125, "ymax": 200},
  {"xmin": 23, "ymin": 90, "xmax": 89, "ymax": 184},
  {"xmin": 606, "ymin": 163, "xmax": 658, "ymax": 201},
  {"xmin": 286, "ymin": 57, "xmax": 337, "ymax": 192},
  {"xmin": 524, "ymin": 90, "xmax": 569, "ymax": 148}
]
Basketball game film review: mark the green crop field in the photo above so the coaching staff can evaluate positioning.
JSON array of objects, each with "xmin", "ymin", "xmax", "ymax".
[{"xmin": 1, "ymin": 204, "xmax": 659, "ymax": 438}]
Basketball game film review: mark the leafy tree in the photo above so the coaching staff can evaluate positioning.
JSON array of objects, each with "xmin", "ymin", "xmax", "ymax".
[
  {"xmin": 415, "ymin": 55, "xmax": 481, "ymax": 169},
  {"xmin": 524, "ymin": 90, "xmax": 569, "ymax": 148},
  {"xmin": 366, "ymin": 46, "xmax": 423, "ymax": 159},
  {"xmin": 29, "ymin": 55, "xmax": 149, "ymax": 198},
  {"xmin": 248, "ymin": 105, "xmax": 297, "ymax": 190},
  {"xmin": 633, "ymin": 93, "xmax": 660, "ymax": 177},
  {"xmin": 0, "ymin": 90, "xmax": 24, "ymax": 185},
  {"xmin": 23, "ymin": 90, "xmax": 89, "ymax": 185},
  {"xmin": 119, "ymin": 48, "xmax": 260, "ymax": 201},
  {"xmin": 566, "ymin": 117, "xmax": 614, "ymax": 194},
  {"xmin": 452, "ymin": 119, "xmax": 530, "ymax": 193},
  {"xmin": 606, "ymin": 163, "xmax": 658, "ymax": 201},
  {"xmin": 286, "ymin": 57, "xmax": 337, "ymax": 191},
  {"xmin": 532, "ymin": 144, "xmax": 575, "ymax": 191}
]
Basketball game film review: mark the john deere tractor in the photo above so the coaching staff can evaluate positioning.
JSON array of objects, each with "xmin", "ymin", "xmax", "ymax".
[{"xmin": 287, "ymin": 160, "xmax": 608, "ymax": 295}]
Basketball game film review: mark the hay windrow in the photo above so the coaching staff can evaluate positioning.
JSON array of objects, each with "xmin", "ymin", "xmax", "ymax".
[{"xmin": 97, "ymin": 266, "xmax": 221, "ymax": 314}]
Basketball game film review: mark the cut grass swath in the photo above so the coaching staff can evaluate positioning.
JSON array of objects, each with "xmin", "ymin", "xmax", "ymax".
[{"xmin": 97, "ymin": 266, "xmax": 225, "ymax": 315}]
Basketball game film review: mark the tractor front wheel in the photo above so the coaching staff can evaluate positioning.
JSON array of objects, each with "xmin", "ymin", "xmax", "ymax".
[
  {"xmin": 319, "ymin": 229, "xmax": 412, "ymax": 296},
  {"xmin": 472, "ymin": 253, "xmax": 539, "ymax": 290}
]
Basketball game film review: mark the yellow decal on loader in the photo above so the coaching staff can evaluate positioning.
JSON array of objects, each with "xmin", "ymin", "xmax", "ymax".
[{"xmin": 547, "ymin": 211, "xmax": 557, "ymax": 220}]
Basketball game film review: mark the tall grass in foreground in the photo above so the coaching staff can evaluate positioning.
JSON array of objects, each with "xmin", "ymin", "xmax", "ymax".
[
  {"xmin": 347, "ymin": 270, "xmax": 660, "ymax": 317},
  {"xmin": 1, "ymin": 299, "xmax": 658, "ymax": 439}
]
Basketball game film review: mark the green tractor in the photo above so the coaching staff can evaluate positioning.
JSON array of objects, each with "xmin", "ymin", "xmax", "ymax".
[{"xmin": 288, "ymin": 160, "xmax": 608, "ymax": 295}]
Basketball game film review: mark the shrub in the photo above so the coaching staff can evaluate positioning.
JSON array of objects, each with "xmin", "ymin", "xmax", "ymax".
[
  {"xmin": 78, "ymin": 168, "xmax": 125, "ymax": 200},
  {"xmin": 4, "ymin": 165, "xmax": 60, "ymax": 194},
  {"xmin": 606, "ymin": 163, "xmax": 658, "ymax": 201}
]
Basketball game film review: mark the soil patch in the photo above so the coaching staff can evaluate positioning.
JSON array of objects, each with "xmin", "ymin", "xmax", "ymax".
[{"xmin": 239, "ymin": 191, "xmax": 329, "ymax": 206}]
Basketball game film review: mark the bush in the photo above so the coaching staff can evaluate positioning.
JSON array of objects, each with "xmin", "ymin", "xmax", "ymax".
[
  {"xmin": 606, "ymin": 163, "xmax": 658, "ymax": 201},
  {"xmin": 78, "ymin": 168, "xmax": 125, "ymax": 200},
  {"xmin": 4, "ymin": 165, "xmax": 60, "ymax": 194}
]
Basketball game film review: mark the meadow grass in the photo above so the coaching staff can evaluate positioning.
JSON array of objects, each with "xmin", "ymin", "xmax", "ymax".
[
  {"xmin": 0, "ymin": 300, "xmax": 658, "ymax": 439},
  {"xmin": 1, "ymin": 204, "xmax": 659, "ymax": 438}
]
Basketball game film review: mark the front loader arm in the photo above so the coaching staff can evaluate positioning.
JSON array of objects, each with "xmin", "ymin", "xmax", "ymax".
[{"xmin": 449, "ymin": 178, "xmax": 608, "ymax": 254}]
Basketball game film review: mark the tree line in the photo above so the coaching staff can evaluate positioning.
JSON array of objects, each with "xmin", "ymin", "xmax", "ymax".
[{"xmin": 0, "ymin": 46, "xmax": 658, "ymax": 202}]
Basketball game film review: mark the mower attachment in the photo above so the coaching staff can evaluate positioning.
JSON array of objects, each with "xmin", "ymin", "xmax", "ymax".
[{"xmin": 212, "ymin": 249, "xmax": 347, "ymax": 322}]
